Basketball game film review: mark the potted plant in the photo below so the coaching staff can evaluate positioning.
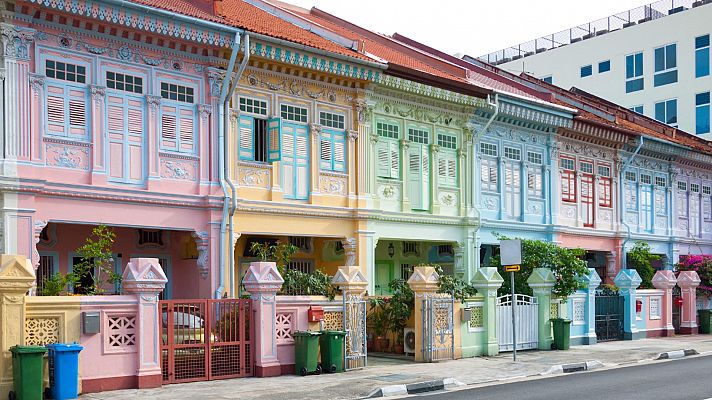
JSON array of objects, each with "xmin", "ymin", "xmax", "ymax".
[
  {"xmin": 385, "ymin": 279, "xmax": 414, "ymax": 354},
  {"xmin": 368, "ymin": 297, "xmax": 389, "ymax": 352}
]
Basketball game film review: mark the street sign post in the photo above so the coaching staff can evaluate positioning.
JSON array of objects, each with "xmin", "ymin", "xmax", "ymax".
[{"xmin": 500, "ymin": 240, "xmax": 522, "ymax": 361}]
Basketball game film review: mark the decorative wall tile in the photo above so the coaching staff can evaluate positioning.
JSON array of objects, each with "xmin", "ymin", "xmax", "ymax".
[
  {"xmin": 25, "ymin": 317, "xmax": 60, "ymax": 346},
  {"xmin": 468, "ymin": 305, "xmax": 484, "ymax": 330},
  {"xmin": 238, "ymin": 165, "xmax": 270, "ymax": 189},
  {"xmin": 105, "ymin": 315, "xmax": 137, "ymax": 353},
  {"xmin": 275, "ymin": 312, "xmax": 294, "ymax": 344},
  {"xmin": 323, "ymin": 311, "xmax": 343, "ymax": 331}
]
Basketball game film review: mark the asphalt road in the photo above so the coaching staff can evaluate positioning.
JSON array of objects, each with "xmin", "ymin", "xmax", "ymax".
[{"xmin": 421, "ymin": 355, "xmax": 712, "ymax": 400}]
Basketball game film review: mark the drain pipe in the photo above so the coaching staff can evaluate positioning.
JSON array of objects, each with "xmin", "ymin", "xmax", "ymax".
[
  {"xmin": 216, "ymin": 32, "xmax": 242, "ymax": 299},
  {"xmin": 225, "ymin": 34, "xmax": 251, "ymax": 298},
  {"xmin": 471, "ymin": 94, "xmax": 499, "ymax": 270},
  {"xmin": 619, "ymin": 136, "xmax": 644, "ymax": 270}
]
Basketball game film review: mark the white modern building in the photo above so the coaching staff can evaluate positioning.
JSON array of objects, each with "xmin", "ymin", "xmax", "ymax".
[{"xmin": 477, "ymin": 0, "xmax": 712, "ymax": 139}]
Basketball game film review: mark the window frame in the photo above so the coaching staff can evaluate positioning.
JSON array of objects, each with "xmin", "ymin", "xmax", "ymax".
[
  {"xmin": 105, "ymin": 70, "xmax": 144, "ymax": 94},
  {"xmin": 696, "ymin": 91, "xmax": 711, "ymax": 135},
  {"xmin": 625, "ymin": 52, "xmax": 644, "ymax": 93},
  {"xmin": 561, "ymin": 156, "xmax": 577, "ymax": 203},
  {"xmin": 695, "ymin": 34, "xmax": 710, "ymax": 78},
  {"xmin": 654, "ymin": 98, "xmax": 678, "ymax": 127},
  {"xmin": 43, "ymin": 56, "xmax": 91, "ymax": 140},
  {"xmin": 598, "ymin": 60, "xmax": 611, "ymax": 73},
  {"xmin": 239, "ymin": 96, "xmax": 268, "ymax": 116},
  {"xmin": 653, "ymin": 43, "xmax": 678, "ymax": 87},
  {"xmin": 280, "ymin": 103, "xmax": 309, "ymax": 123},
  {"xmin": 580, "ymin": 64, "xmax": 593, "ymax": 77},
  {"xmin": 160, "ymin": 81, "xmax": 195, "ymax": 104}
]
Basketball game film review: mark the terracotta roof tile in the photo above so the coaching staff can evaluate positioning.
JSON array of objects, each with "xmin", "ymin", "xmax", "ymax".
[{"xmin": 129, "ymin": 0, "xmax": 226, "ymax": 23}]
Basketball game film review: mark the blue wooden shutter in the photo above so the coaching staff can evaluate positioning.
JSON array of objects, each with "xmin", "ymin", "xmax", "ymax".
[
  {"xmin": 267, "ymin": 117, "xmax": 282, "ymax": 162},
  {"xmin": 238, "ymin": 115, "xmax": 254, "ymax": 161}
]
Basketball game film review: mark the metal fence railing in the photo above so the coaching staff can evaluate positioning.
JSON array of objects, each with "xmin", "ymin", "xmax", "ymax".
[{"xmin": 478, "ymin": 0, "xmax": 709, "ymax": 65}]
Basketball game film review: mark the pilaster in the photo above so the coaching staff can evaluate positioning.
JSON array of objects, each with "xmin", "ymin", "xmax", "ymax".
[
  {"xmin": 407, "ymin": 266, "xmax": 439, "ymax": 362},
  {"xmin": 652, "ymin": 270, "xmax": 677, "ymax": 337},
  {"xmin": 579, "ymin": 268, "xmax": 601, "ymax": 345},
  {"xmin": 678, "ymin": 271, "xmax": 701, "ymax": 335}
]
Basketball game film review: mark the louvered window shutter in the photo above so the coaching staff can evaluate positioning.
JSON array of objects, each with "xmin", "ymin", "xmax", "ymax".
[
  {"xmin": 127, "ymin": 108, "xmax": 143, "ymax": 135},
  {"xmin": 107, "ymin": 103, "xmax": 124, "ymax": 134},
  {"xmin": 46, "ymin": 84, "xmax": 88, "ymax": 138},
  {"xmin": 161, "ymin": 105, "xmax": 178, "ymax": 150},
  {"xmin": 237, "ymin": 115, "xmax": 254, "ymax": 161},
  {"xmin": 438, "ymin": 152, "xmax": 457, "ymax": 186},
  {"xmin": 376, "ymin": 140, "xmax": 390, "ymax": 178},
  {"xmin": 267, "ymin": 117, "xmax": 282, "ymax": 162},
  {"xmin": 409, "ymin": 147, "xmax": 424, "ymax": 210},
  {"xmin": 333, "ymin": 134, "xmax": 345, "ymax": 172},
  {"xmin": 389, "ymin": 141, "xmax": 399, "ymax": 179},
  {"xmin": 320, "ymin": 132, "xmax": 332, "ymax": 170},
  {"xmin": 179, "ymin": 106, "xmax": 195, "ymax": 153}
]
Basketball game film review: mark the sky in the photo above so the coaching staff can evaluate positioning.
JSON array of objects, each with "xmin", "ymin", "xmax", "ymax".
[{"xmin": 283, "ymin": 0, "xmax": 652, "ymax": 57}]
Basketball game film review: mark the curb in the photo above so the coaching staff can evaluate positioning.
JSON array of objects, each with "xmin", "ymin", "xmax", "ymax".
[
  {"xmin": 366, "ymin": 378, "xmax": 464, "ymax": 398},
  {"xmin": 656, "ymin": 349, "xmax": 699, "ymax": 360},
  {"xmin": 545, "ymin": 360, "xmax": 603, "ymax": 374}
]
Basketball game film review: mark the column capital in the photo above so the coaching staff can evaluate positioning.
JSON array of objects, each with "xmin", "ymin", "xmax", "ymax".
[
  {"xmin": 1, "ymin": 23, "xmax": 35, "ymax": 61},
  {"xmin": 89, "ymin": 85, "xmax": 107, "ymax": 102},
  {"xmin": 677, "ymin": 270, "xmax": 701, "ymax": 289},
  {"xmin": 242, "ymin": 262, "xmax": 284, "ymax": 295},
  {"xmin": 122, "ymin": 258, "xmax": 168, "ymax": 298},
  {"xmin": 471, "ymin": 267, "xmax": 504, "ymax": 296},
  {"xmin": 191, "ymin": 231, "xmax": 209, "ymax": 279},
  {"xmin": 613, "ymin": 268, "xmax": 642, "ymax": 290},
  {"xmin": 0, "ymin": 255, "xmax": 35, "ymax": 294},
  {"xmin": 145, "ymin": 95, "xmax": 162, "ymax": 111},
  {"xmin": 29, "ymin": 74, "xmax": 45, "ymax": 97},
  {"xmin": 198, "ymin": 104, "xmax": 213, "ymax": 120},
  {"xmin": 347, "ymin": 130, "xmax": 359, "ymax": 142},
  {"xmin": 527, "ymin": 267, "xmax": 556, "ymax": 293},
  {"xmin": 578, "ymin": 268, "xmax": 602, "ymax": 290}
]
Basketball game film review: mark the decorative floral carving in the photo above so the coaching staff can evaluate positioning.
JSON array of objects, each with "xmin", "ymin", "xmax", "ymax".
[
  {"xmin": 2, "ymin": 23, "xmax": 34, "ymax": 60},
  {"xmin": 347, "ymin": 130, "xmax": 359, "ymax": 142},
  {"xmin": 483, "ymin": 196, "xmax": 497, "ymax": 211},
  {"xmin": 29, "ymin": 74, "xmax": 45, "ymax": 96},
  {"xmin": 564, "ymin": 206, "xmax": 576, "ymax": 218},
  {"xmin": 376, "ymin": 100, "xmax": 466, "ymax": 127},
  {"xmin": 439, "ymin": 192, "xmax": 456, "ymax": 206},
  {"xmin": 239, "ymin": 168, "xmax": 270, "ymax": 187},
  {"xmin": 207, "ymin": 69, "xmax": 225, "ymax": 97},
  {"xmin": 379, "ymin": 185, "xmax": 398, "ymax": 200},
  {"xmin": 146, "ymin": 95, "xmax": 162, "ymax": 111},
  {"xmin": 45, "ymin": 145, "xmax": 90, "ymax": 170},
  {"xmin": 191, "ymin": 231, "xmax": 209, "ymax": 279},
  {"xmin": 320, "ymin": 176, "xmax": 347, "ymax": 195},
  {"xmin": 25, "ymin": 317, "xmax": 60, "ymax": 346},
  {"xmin": 355, "ymin": 99, "xmax": 373, "ymax": 123},
  {"xmin": 117, "ymin": 44, "xmax": 132, "ymax": 61},
  {"xmin": 160, "ymin": 159, "xmax": 197, "ymax": 181},
  {"xmin": 83, "ymin": 42, "xmax": 110, "ymax": 55},
  {"xmin": 198, "ymin": 104, "xmax": 212, "ymax": 120},
  {"xmin": 89, "ymin": 85, "xmax": 106, "ymax": 102},
  {"xmin": 527, "ymin": 202, "xmax": 543, "ymax": 215}
]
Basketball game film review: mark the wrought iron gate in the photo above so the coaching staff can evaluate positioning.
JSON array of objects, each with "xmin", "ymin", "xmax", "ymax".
[
  {"xmin": 421, "ymin": 295, "xmax": 455, "ymax": 362},
  {"xmin": 496, "ymin": 294, "xmax": 538, "ymax": 352},
  {"xmin": 672, "ymin": 286, "xmax": 682, "ymax": 334},
  {"xmin": 595, "ymin": 295, "xmax": 624, "ymax": 341},
  {"xmin": 160, "ymin": 299, "xmax": 253, "ymax": 384},
  {"xmin": 343, "ymin": 293, "xmax": 367, "ymax": 370}
]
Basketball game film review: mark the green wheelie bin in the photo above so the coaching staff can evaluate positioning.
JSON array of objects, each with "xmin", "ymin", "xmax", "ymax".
[
  {"xmin": 551, "ymin": 318, "xmax": 571, "ymax": 350},
  {"xmin": 8, "ymin": 345, "xmax": 47, "ymax": 400},
  {"xmin": 699, "ymin": 310, "xmax": 712, "ymax": 334},
  {"xmin": 294, "ymin": 331, "xmax": 322, "ymax": 376},
  {"xmin": 319, "ymin": 331, "xmax": 346, "ymax": 373}
]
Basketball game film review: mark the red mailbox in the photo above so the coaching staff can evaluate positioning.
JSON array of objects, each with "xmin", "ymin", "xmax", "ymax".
[
  {"xmin": 675, "ymin": 297, "xmax": 684, "ymax": 307},
  {"xmin": 636, "ymin": 299, "xmax": 643, "ymax": 313},
  {"xmin": 308, "ymin": 306, "xmax": 324, "ymax": 322}
]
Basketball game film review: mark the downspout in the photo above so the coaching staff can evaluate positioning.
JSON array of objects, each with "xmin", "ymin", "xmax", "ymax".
[
  {"xmin": 620, "ymin": 136, "xmax": 644, "ymax": 270},
  {"xmin": 225, "ymin": 34, "xmax": 251, "ymax": 298},
  {"xmin": 471, "ymin": 94, "xmax": 499, "ymax": 269},
  {"xmin": 216, "ymin": 32, "xmax": 241, "ymax": 299}
]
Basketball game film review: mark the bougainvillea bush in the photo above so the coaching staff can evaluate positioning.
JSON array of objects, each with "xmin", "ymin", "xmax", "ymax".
[{"xmin": 676, "ymin": 255, "xmax": 712, "ymax": 296}]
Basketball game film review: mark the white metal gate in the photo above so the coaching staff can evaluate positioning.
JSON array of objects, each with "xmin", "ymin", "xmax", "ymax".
[
  {"xmin": 497, "ymin": 294, "xmax": 538, "ymax": 352},
  {"xmin": 421, "ymin": 295, "xmax": 455, "ymax": 362},
  {"xmin": 343, "ymin": 293, "xmax": 367, "ymax": 370}
]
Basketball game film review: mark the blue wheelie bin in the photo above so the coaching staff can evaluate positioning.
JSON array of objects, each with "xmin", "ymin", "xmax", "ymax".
[{"xmin": 46, "ymin": 343, "xmax": 83, "ymax": 400}]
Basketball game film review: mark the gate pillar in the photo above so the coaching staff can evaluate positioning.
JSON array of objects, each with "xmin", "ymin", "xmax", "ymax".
[
  {"xmin": 122, "ymin": 258, "xmax": 168, "ymax": 389},
  {"xmin": 579, "ymin": 268, "xmax": 601, "ymax": 345},
  {"xmin": 242, "ymin": 262, "xmax": 284, "ymax": 377},
  {"xmin": 0, "ymin": 255, "xmax": 35, "ymax": 398},
  {"xmin": 527, "ymin": 268, "xmax": 556, "ymax": 350},
  {"xmin": 332, "ymin": 266, "xmax": 368, "ymax": 370},
  {"xmin": 677, "ymin": 271, "xmax": 701, "ymax": 335},
  {"xmin": 652, "ymin": 270, "xmax": 677, "ymax": 337},
  {"xmin": 407, "ymin": 266, "xmax": 440, "ymax": 362},
  {"xmin": 614, "ymin": 269, "xmax": 642, "ymax": 340},
  {"xmin": 471, "ymin": 267, "xmax": 504, "ymax": 356}
]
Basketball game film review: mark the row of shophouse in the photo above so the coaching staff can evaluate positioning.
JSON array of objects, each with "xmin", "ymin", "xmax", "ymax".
[{"xmin": 2, "ymin": 0, "xmax": 712, "ymax": 301}]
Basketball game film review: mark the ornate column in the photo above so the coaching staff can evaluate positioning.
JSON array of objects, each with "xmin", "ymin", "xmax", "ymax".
[
  {"xmin": 198, "ymin": 104, "xmax": 213, "ymax": 186},
  {"xmin": 341, "ymin": 238, "xmax": 357, "ymax": 267},
  {"xmin": 400, "ymin": 138, "xmax": 411, "ymax": 212},
  {"xmin": 678, "ymin": 270, "xmax": 701, "ymax": 334},
  {"xmin": 89, "ymin": 85, "xmax": 107, "ymax": 180},
  {"xmin": 355, "ymin": 97, "xmax": 374, "ymax": 200},
  {"xmin": 548, "ymin": 140, "xmax": 559, "ymax": 225},
  {"xmin": 614, "ymin": 269, "xmax": 642, "ymax": 340},
  {"xmin": 346, "ymin": 130, "xmax": 358, "ymax": 204},
  {"xmin": 242, "ymin": 261, "xmax": 284, "ymax": 377},
  {"xmin": 0, "ymin": 255, "xmax": 35, "ymax": 398},
  {"xmin": 457, "ymin": 147, "xmax": 468, "ymax": 216},
  {"xmin": 145, "ymin": 95, "xmax": 162, "ymax": 182},
  {"xmin": 521, "ymin": 160, "xmax": 528, "ymax": 222},
  {"xmin": 28, "ymin": 74, "xmax": 45, "ymax": 162},
  {"xmin": 430, "ymin": 143, "xmax": 440, "ymax": 214},
  {"xmin": 471, "ymin": 267, "xmax": 504, "ymax": 356},
  {"xmin": 527, "ymin": 268, "xmax": 556, "ymax": 350},
  {"xmin": 407, "ymin": 266, "xmax": 440, "ymax": 362},
  {"xmin": 191, "ymin": 231, "xmax": 209, "ymax": 280},
  {"xmin": 207, "ymin": 68, "xmax": 225, "ymax": 183},
  {"xmin": 121, "ymin": 258, "xmax": 168, "ymax": 389},
  {"xmin": 497, "ymin": 154, "xmax": 505, "ymax": 220},
  {"xmin": 652, "ymin": 270, "xmax": 677, "ymax": 337},
  {"xmin": 309, "ymin": 123, "xmax": 322, "ymax": 202},
  {"xmin": 367, "ymin": 134, "xmax": 379, "ymax": 204},
  {"xmin": 332, "ymin": 266, "xmax": 368, "ymax": 370},
  {"xmin": 580, "ymin": 268, "xmax": 601, "ymax": 345},
  {"xmin": 605, "ymin": 251, "xmax": 617, "ymax": 284}
]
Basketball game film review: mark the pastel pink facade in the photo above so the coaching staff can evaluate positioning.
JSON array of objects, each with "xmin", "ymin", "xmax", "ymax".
[{"xmin": 6, "ymin": 2, "xmax": 234, "ymax": 298}]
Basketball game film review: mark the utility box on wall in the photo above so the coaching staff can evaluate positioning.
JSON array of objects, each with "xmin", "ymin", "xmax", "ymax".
[
  {"xmin": 83, "ymin": 312, "xmax": 100, "ymax": 334},
  {"xmin": 308, "ymin": 306, "xmax": 324, "ymax": 322}
]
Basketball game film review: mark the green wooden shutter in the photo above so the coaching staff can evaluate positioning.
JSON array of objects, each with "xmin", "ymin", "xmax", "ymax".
[
  {"xmin": 438, "ymin": 151, "xmax": 457, "ymax": 186},
  {"xmin": 376, "ymin": 139, "xmax": 391, "ymax": 178},
  {"xmin": 267, "ymin": 117, "xmax": 282, "ymax": 162},
  {"xmin": 237, "ymin": 115, "xmax": 254, "ymax": 161},
  {"xmin": 408, "ymin": 146, "xmax": 429, "ymax": 210}
]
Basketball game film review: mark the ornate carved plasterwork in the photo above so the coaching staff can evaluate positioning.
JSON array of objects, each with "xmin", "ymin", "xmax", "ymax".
[
  {"xmin": 560, "ymin": 140, "xmax": 612, "ymax": 159},
  {"xmin": 239, "ymin": 167, "xmax": 270, "ymax": 188},
  {"xmin": 341, "ymin": 238, "xmax": 357, "ymax": 267},
  {"xmin": 375, "ymin": 100, "xmax": 467, "ymax": 128},
  {"xmin": 439, "ymin": 192, "xmax": 457, "ymax": 207},
  {"xmin": 191, "ymin": 231, "xmax": 209, "ymax": 279},
  {"xmin": 482, "ymin": 195, "xmax": 498, "ymax": 211},
  {"xmin": 487, "ymin": 123, "xmax": 547, "ymax": 145},
  {"xmin": 347, "ymin": 130, "xmax": 359, "ymax": 142},
  {"xmin": 377, "ymin": 183, "xmax": 400, "ymax": 200},
  {"xmin": 310, "ymin": 123, "xmax": 323, "ymax": 143},
  {"xmin": 207, "ymin": 68, "xmax": 226, "ymax": 97},
  {"xmin": 320, "ymin": 175, "xmax": 347, "ymax": 195},
  {"xmin": 32, "ymin": 220, "xmax": 48, "ymax": 272},
  {"xmin": 160, "ymin": 159, "xmax": 197, "ymax": 181},
  {"xmin": 356, "ymin": 99, "xmax": 373, "ymax": 123},
  {"xmin": 29, "ymin": 74, "xmax": 45, "ymax": 96},
  {"xmin": 630, "ymin": 157, "xmax": 667, "ymax": 172},
  {"xmin": 245, "ymin": 72, "xmax": 344, "ymax": 103},
  {"xmin": 146, "ymin": 95, "xmax": 162, "ymax": 111},
  {"xmin": 89, "ymin": 85, "xmax": 107, "ymax": 102},
  {"xmin": 45, "ymin": 144, "xmax": 90, "ymax": 170},
  {"xmin": 198, "ymin": 104, "xmax": 212, "ymax": 120},
  {"xmin": 527, "ymin": 201, "xmax": 543, "ymax": 216},
  {"xmin": 2, "ymin": 23, "xmax": 35, "ymax": 61}
]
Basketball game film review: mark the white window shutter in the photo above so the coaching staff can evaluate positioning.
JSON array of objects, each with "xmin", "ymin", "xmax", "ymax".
[
  {"xmin": 376, "ymin": 140, "xmax": 390, "ymax": 178},
  {"xmin": 320, "ymin": 134, "xmax": 332, "ymax": 170},
  {"xmin": 389, "ymin": 140, "xmax": 399, "ymax": 179}
]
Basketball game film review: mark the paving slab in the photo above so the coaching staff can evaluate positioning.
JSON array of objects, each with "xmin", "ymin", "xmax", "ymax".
[{"xmin": 81, "ymin": 335, "xmax": 712, "ymax": 400}]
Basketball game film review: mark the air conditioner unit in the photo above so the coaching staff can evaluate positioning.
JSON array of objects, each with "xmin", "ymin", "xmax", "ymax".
[{"xmin": 403, "ymin": 328, "xmax": 416, "ymax": 356}]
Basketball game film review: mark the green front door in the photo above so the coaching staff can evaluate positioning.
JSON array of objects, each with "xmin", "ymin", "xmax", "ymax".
[{"xmin": 375, "ymin": 262, "xmax": 393, "ymax": 296}]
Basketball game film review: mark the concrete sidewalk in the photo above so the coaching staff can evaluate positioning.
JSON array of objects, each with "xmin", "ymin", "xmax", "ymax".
[{"xmin": 82, "ymin": 335, "xmax": 712, "ymax": 400}]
